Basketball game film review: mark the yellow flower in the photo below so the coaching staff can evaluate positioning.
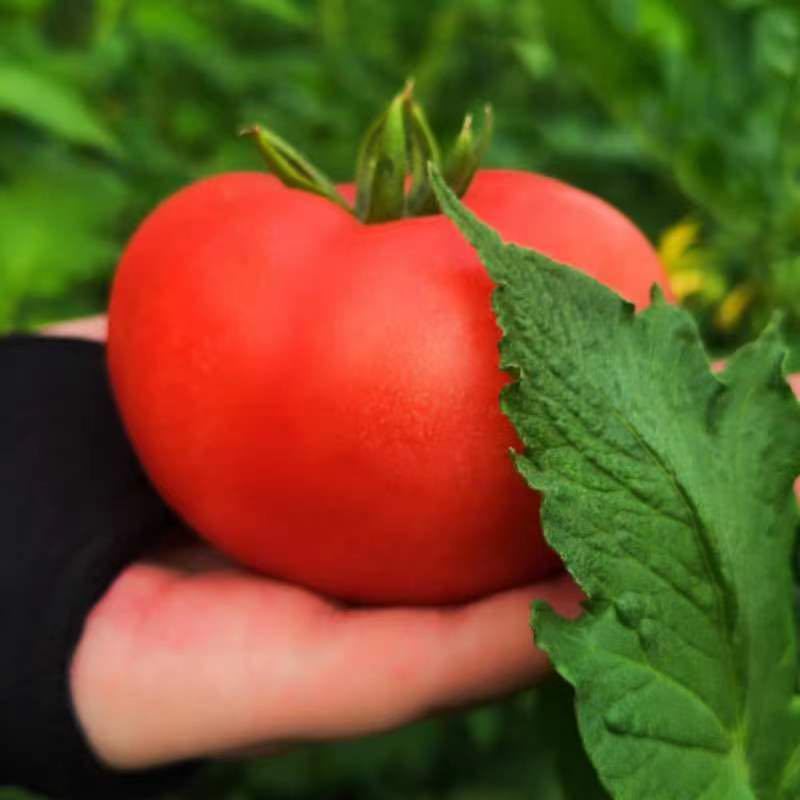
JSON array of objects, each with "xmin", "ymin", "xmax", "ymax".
[
  {"xmin": 714, "ymin": 283, "xmax": 756, "ymax": 332},
  {"xmin": 659, "ymin": 219, "xmax": 701, "ymax": 269},
  {"xmin": 657, "ymin": 218, "xmax": 715, "ymax": 302}
]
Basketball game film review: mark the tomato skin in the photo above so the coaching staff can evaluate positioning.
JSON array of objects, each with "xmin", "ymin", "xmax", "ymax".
[{"xmin": 108, "ymin": 169, "xmax": 670, "ymax": 605}]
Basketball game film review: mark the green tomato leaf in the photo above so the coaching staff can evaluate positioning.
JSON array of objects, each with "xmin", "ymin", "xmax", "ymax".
[{"xmin": 430, "ymin": 166, "xmax": 800, "ymax": 800}]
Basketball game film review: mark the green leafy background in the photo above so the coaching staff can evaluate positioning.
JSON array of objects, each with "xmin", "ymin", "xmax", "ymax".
[{"xmin": 1, "ymin": 1, "xmax": 798, "ymax": 798}]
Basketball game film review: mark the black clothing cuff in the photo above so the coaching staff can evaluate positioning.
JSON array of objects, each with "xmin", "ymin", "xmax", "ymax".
[{"xmin": 0, "ymin": 335, "xmax": 204, "ymax": 799}]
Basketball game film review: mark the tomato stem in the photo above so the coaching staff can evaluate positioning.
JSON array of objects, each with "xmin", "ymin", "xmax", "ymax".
[
  {"xmin": 355, "ymin": 80, "xmax": 412, "ymax": 222},
  {"xmin": 242, "ymin": 83, "xmax": 492, "ymax": 224},
  {"xmin": 238, "ymin": 124, "xmax": 352, "ymax": 213}
]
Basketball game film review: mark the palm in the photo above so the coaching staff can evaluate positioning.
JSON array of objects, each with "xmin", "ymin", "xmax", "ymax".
[{"xmin": 72, "ymin": 528, "xmax": 582, "ymax": 769}]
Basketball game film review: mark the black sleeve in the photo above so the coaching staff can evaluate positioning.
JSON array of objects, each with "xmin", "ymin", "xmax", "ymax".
[{"xmin": 0, "ymin": 335, "xmax": 205, "ymax": 799}]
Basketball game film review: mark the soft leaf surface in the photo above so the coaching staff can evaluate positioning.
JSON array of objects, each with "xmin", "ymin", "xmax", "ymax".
[{"xmin": 432, "ymin": 168, "xmax": 800, "ymax": 800}]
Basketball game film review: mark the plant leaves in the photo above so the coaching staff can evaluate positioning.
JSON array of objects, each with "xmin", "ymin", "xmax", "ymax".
[
  {"xmin": 235, "ymin": 0, "xmax": 313, "ymax": 28},
  {"xmin": 0, "ymin": 63, "xmax": 118, "ymax": 153},
  {"xmin": 0, "ymin": 150, "xmax": 126, "ymax": 329},
  {"xmin": 431, "ymin": 166, "xmax": 800, "ymax": 800}
]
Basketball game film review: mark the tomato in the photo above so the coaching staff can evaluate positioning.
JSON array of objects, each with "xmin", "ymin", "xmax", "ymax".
[{"xmin": 108, "ymin": 167, "xmax": 671, "ymax": 605}]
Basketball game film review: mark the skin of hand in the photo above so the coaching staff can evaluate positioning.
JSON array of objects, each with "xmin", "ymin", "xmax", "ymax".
[
  {"xmin": 48, "ymin": 317, "xmax": 800, "ymax": 771},
  {"xmin": 45, "ymin": 316, "xmax": 584, "ymax": 771}
]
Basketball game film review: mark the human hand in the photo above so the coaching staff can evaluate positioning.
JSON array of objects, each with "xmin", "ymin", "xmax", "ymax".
[
  {"xmin": 71, "ymin": 533, "xmax": 580, "ymax": 770},
  {"xmin": 42, "ymin": 314, "xmax": 107, "ymax": 341},
  {"xmin": 47, "ymin": 316, "xmax": 583, "ymax": 771},
  {"xmin": 51, "ymin": 317, "xmax": 800, "ymax": 773}
]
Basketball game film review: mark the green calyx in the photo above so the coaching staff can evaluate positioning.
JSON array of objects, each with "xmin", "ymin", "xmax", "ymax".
[{"xmin": 240, "ymin": 81, "xmax": 492, "ymax": 224}]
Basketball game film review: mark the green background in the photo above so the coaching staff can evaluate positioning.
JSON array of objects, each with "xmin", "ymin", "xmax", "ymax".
[{"xmin": 1, "ymin": 1, "xmax": 798, "ymax": 797}]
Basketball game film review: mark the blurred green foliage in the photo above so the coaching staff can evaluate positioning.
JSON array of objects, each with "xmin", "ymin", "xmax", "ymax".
[
  {"xmin": 0, "ymin": 680, "xmax": 608, "ymax": 800},
  {"xmin": 2, "ymin": 0, "xmax": 797, "ymax": 361},
  {"xmin": 1, "ymin": 1, "xmax": 799, "ymax": 799},
  {"xmin": 538, "ymin": 0, "xmax": 800, "ymax": 360},
  {"xmin": 1, "ymin": 0, "xmax": 683, "ymax": 333},
  {"xmin": 173, "ymin": 680, "xmax": 607, "ymax": 800}
]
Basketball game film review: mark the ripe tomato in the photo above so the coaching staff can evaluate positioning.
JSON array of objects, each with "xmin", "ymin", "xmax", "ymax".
[{"xmin": 108, "ymin": 168, "xmax": 670, "ymax": 605}]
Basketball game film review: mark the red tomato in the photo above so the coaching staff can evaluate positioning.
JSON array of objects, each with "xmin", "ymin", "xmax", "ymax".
[{"xmin": 108, "ymin": 168, "xmax": 670, "ymax": 605}]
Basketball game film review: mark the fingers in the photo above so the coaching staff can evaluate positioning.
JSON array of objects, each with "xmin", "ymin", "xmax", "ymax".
[
  {"xmin": 70, "ymin": 562, "xmax": 339, "ymax": 769},
  {"xmin": 195, "ymin": 572, "xmax": 583, "ymax": 751},
  {"xmin": 421, "ymin": 572, "xmax": 583, "ymax": 712},
  {"xmin": 70, "ymin": 558, "xmax": 582, "ymax": 769},
  {"xmin": 293, "ymin": 572, "xmax": 583, "ymax": 740},
  {"xmin": 40, "ymin": 314, "xmax": 107, "ymax": 341}
]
